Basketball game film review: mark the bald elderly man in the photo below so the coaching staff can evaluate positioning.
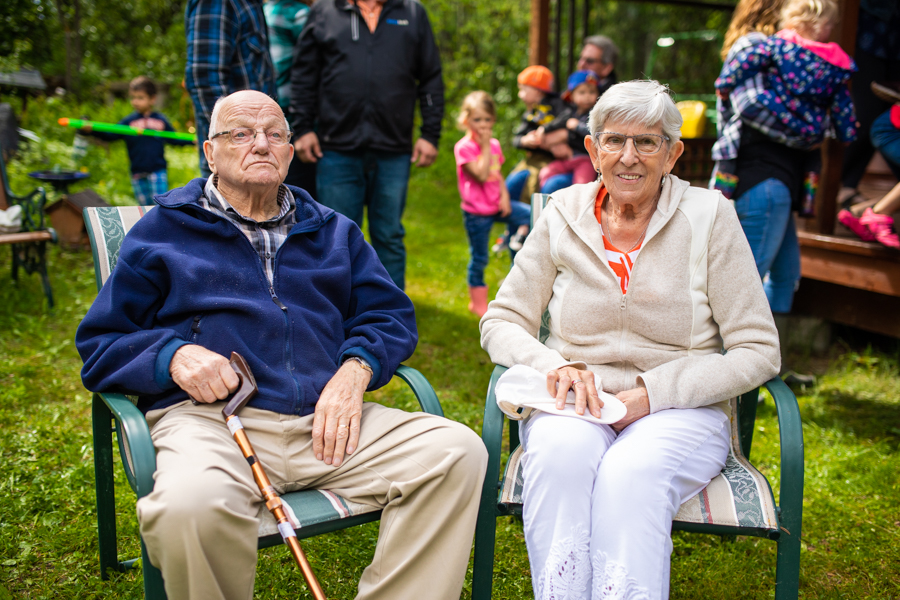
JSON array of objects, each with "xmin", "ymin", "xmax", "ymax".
[{"xmin": 76, "ymin": 90, "xmax": 487, "ymax": 600}]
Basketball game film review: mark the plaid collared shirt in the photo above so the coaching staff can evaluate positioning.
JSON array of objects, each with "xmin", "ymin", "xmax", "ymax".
[
  {"xmin": 712, "ymin": 33, "xmax": 791, "ymax": 161},
  {"xmin": 184, "ymin": 0, "xmax": 277, "ymax": 125},
  {"xmin": 200, "ymin": 177, "xmax": 297, "ymax": 286}
]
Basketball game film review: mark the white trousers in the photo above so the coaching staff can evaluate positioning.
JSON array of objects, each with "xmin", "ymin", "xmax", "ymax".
[{"xmin": 521, "ymin": 406, "xmax": 731, "ymax": 600}]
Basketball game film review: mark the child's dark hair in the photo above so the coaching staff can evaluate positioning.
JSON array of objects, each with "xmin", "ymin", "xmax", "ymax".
[
  {"xmin": 129, "ymin": 76, "xmax": 158, "ymax": 97},
  {"xmin": 457, "ymin": 91, "xmax": 496, "ymax": 130}
]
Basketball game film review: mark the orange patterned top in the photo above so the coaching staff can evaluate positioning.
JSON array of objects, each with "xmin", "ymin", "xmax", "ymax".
[{"xmin": 594, "ymin": 184, "xmax": 643, "ymax": 295}]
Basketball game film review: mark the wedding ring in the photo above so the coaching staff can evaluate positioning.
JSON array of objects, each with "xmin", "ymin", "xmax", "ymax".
[
  {"xmin": 338, "ymin": 424, "xmax": 349, "ymax": 429},
  {"xmin": 572, "ymin": 379, "xmax": 583, "ymax": 385}
]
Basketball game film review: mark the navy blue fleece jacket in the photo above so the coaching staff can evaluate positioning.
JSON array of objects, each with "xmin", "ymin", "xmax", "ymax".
[{"xmin": 76, "ymin": 178, "xmax": 418, "ymax": 415}]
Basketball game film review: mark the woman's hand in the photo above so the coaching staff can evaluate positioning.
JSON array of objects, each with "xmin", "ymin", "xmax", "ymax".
[
  {"xmin": 611, "ymin": 387, "xmax": 650, "ymax": 432},
  {"xmin": 546, "ymin": 366, "xmax": 604, "ymax": 418}
]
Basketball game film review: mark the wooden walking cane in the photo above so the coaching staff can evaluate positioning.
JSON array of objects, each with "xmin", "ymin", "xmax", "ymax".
[{"xmin": 222, "ymin": 352, "xmax": 327, "ymax": 600}]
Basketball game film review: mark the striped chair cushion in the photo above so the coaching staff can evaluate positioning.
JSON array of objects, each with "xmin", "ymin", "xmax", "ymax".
[
  {"xmin": 258, "ymin": 490, "xmax": 381, "ymax": 537},
  {"xmin": 84, "ymin": 205, "xmax": 386, "ymax": 539},
  {"xmin": 499, "ymin": 399, "xmax": 779, "ymax": 531}
]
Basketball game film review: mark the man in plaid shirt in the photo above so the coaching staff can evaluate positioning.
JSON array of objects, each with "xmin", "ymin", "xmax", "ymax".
[{"xmin": 185, "ymin": 0, "xmax": 277, "ymax": 177}]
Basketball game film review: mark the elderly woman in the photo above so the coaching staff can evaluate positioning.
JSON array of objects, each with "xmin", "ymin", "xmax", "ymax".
[{"xmin": 480, "ymin": 80, "xmax": 780, "ymax": 599}]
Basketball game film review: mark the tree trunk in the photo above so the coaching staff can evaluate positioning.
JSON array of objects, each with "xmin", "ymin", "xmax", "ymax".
[{"xmin": 54, "ymin": 0, "xmax": 83, "ymax": 98}]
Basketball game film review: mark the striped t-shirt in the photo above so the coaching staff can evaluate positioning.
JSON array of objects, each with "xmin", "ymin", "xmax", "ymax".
[{"xmin": 594, "ymin": 184, "xmax": 642, "ymax": 295}]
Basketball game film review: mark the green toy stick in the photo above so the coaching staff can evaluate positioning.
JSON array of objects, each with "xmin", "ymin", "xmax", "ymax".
[{"xmin": 58, "ymin": 118, "xmax": 196, "ymax": 142}]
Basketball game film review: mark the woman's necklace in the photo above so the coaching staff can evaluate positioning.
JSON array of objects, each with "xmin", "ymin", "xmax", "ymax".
[{"xmin": 602, "ymin": 203, "xmax": 652, "ymax": 253}]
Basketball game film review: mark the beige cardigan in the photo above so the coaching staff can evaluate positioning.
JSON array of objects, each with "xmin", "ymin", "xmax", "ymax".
[{"xmin": 480, "ymin": 177, "xmax": 780, "ymax": 413}]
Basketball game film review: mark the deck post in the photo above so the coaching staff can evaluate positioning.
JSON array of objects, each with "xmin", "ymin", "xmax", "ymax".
[
  {"xmin": 813, "ymin": 0, "xmax": 859, "ymax": 234},
  {"xmin": 530, "ymin": 0, "xmax": 551, "ymax": 67}
]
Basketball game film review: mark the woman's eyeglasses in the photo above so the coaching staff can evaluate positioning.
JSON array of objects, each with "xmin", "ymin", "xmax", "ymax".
[
  {"xmin": 595, "ymin": 132, "xmax": 669, "ymax": 155},
  {"xmin": 210, "ymin": 128, "xmax": 292, "ymax": 146}
]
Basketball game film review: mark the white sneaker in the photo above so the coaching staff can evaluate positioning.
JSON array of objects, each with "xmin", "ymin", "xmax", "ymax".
[{"xmin": 509, "ymin": 231, "xmax": 527, "ymax": 252}]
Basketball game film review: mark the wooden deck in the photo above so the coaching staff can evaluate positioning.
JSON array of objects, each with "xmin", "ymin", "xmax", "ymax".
[{"xmin": 794, "ymin": 159, "xmax": 900, "ymax": 337}]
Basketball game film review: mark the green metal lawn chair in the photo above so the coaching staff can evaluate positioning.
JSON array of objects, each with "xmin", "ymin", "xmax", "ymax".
[
  {"xmin": 84, "ymin": 205, "xmax": 444, "ymax": 599},
  {"xmin": 471, "ymin": 194, "xmax": 804, "ymax": 599}
]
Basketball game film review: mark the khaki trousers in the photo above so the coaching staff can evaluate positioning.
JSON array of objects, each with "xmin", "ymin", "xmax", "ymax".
[{"xmin": 137, "ymin": 401, "xmax": 488, "ymax": 600}]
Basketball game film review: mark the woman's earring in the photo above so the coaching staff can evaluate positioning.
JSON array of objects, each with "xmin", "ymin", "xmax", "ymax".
[{"xmin": 660, "ymin": 171, "xmax": 668, "ymax": 189}]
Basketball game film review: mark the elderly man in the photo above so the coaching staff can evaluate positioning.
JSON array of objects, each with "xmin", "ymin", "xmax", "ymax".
[
  {"xmin": 76, "ymin": 90, "xmax": 487, "ymax": 600},
  {"xmin": 577, "ymin": 35, "xmax": 619, "ymax": 97}
]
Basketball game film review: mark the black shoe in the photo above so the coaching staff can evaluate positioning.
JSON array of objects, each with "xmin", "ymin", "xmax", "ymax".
[
  {"xmin": 782, "ymin": 370, "xmax": 815, "ymax": 387},
  {"xmin": 509, "ymin": 231, "xmax": 527, "ymax": 252}
]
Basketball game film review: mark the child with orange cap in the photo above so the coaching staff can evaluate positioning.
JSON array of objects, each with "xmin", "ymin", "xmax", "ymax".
[{"xmin": 504, "ymin": 66, "xmax": 567, "ymax": 209}]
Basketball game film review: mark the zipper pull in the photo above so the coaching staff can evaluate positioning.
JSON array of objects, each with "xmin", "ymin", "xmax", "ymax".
[
  {"xmin": 620, "ymin": 297, "xmax": 626, "ymax": 310},
  {"xmin": 270, "ymin": 287, "xmax": 287, "ymax": 311}
]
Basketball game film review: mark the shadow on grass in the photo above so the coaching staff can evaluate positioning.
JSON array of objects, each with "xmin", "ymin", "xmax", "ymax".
[{"xmin": 802, "ymin": 389, "xmax": 900, "ymax": 449}]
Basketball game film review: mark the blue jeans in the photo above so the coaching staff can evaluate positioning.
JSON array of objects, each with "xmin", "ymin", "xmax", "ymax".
[
  {"xmin": 541, "ymin": 173, "xmax": 573, "ymax": 195},
  {"xmin": 871, "ymin": 110, "xmax": 900, "ymax": 177},
  {"xmin": 316, "ymin": 150, "xmax": 411, "ymax": 289},
  {"xmin": 195, "ymin": 114, "xmax": 212, "ymax": 178},
  {"xmin": 734, "ymin": 178, "xmax": 801, "ymax": 313},
  {"xmin": 506, "ymin": 169, "xmax": 530, "ymax": 204},
  {"xmin": 463, "ymin": 202, "xmax": 531, "ymax": 287}
]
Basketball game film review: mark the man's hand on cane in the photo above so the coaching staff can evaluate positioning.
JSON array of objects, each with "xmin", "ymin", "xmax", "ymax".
[{"xmin": 170, "ymin": 344, "xmax": 240, "ymax": 403}]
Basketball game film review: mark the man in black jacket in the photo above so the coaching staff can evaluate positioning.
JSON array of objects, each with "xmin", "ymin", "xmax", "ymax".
[{"xmin": 290, "ymin": 0, "xmax": 444, "ymax": 290}]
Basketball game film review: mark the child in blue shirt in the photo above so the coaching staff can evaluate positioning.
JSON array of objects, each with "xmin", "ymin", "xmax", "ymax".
[{"xmin": 81, "ymin": 76, "xmax": 195, "ymax": 203}]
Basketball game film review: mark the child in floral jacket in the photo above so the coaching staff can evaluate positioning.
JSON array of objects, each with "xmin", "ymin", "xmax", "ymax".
[{"xmin": 712, "ymin": 0, "xmax": 858, "ymax": 207}]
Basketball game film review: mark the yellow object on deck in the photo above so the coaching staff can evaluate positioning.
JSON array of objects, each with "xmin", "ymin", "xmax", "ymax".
[{"xmin": 677, "ymin": 101, "xmax": 708, "ymax": 138}]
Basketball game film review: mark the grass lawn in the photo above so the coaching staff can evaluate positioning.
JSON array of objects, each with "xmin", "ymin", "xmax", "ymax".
[{"xmin": 1, "ymin": 109, "xmax": 899, "ymax": 598}]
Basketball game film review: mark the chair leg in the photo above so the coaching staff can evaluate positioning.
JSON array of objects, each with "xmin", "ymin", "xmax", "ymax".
[
  {"xmin": 471, "ymin": 493, "xmax": 499, "ymax": 599},
  {"xmin": 142, "ymin": 538, "xmax": 167, "ymax": 600},
  {"xmin": 774, "ymin": 530, "xmax": 801, "ymax": 600},
  {"xmin": 37, "ymin": 244, "xmax": 53, "ymax": 309},
  {"xmin": 11, "ymin": 244, "xmax": 18, "ymax": 282},
  {"xmin": 92, "ymin": 394, "xmax": 120, "ymax": 579}
]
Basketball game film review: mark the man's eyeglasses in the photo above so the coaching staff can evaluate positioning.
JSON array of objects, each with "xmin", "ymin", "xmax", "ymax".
[
  {"xmin": 595, "ymin": 132, "xmax": 669, "ymax": 155},
  {"xmin": 579, "ymin": 57, "xmax": 601, "ymax": 65},
  {"xmin": 210, "ymin": 128, "xmax": 292, "ymax": 146}
]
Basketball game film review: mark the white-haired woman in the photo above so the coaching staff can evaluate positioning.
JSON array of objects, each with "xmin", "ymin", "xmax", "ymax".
[{"xmin": 480, "ymin": 80, "xmax": 781, "ymax": 599}]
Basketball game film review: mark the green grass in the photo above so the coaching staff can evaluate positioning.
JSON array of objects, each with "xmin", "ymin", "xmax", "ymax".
[{"xmin": 2, "ymin": 103, "xmax": 899, "ymax": 598}]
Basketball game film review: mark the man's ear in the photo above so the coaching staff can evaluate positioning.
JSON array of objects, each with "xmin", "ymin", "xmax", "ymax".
[{"xmin": 203, "ymin": 140, "xmax": 216, "ymax": 174}]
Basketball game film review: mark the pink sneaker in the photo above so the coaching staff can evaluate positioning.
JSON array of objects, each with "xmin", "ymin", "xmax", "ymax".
[
  {"xmin": 838, "ymin": 209, "xmax": 876, "ymax": 241},
  {"xmin": 859, "ymin": 208, "xmax": 900, "ymax": 249}
]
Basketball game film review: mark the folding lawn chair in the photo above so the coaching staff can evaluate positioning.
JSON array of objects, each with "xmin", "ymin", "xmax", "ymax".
[
  {"xmin": 471, "ymin": 193, "xmax": 804, "ymax": 599},
  {"xmin": 84, "ymin": 205, "xmax": 444, "ymax": 599}
]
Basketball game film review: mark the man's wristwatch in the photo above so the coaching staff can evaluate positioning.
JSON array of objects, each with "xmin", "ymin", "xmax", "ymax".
[{"xmin": 343, "ymin": 356, "xmax": 373, "ymax": 377}]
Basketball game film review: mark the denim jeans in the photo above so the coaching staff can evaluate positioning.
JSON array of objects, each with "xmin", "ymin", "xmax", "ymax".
[
  {"xmin": 506, "ymin": 169, "xmax": 531, "ymax": 205},
  {"xmin": 541, "ymin": 173, "xmax": 573, "ymax": 195},
  {"xmin": 871, "ymin": 110, "xmax": 900, "ymax": 177},
  {"xmin": 195, "ymin": 114, "xmax": 212, "ymax": 178},
  {"xmin": 463, "ymin": 202, "xmax": 531, "ymax": 287},
  {"xmin": 316, "ymin": 150, "xmax": 411, "ymax": 289},
  {"xmin": 733, "ymin": 178, "xmax": 801, "ymax": 313}
]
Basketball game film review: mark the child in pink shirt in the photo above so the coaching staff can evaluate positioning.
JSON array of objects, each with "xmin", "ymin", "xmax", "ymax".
[{"xmin": 454, "ymin": 91, "xmax": 531, "ymax": 317}]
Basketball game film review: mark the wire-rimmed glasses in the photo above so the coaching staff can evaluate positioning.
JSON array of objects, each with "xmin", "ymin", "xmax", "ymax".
[
  {"xmin": 210, "ymin": 128, "xmax": 292, "ymax": 146},
  {"xmin": 594, "ymin": 132, "xmax": 669, "ymax": 155}
]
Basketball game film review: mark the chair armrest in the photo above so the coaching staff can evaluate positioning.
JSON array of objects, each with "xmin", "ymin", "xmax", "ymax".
[
  {"xmin": 98, "ymin": 391, "xmax": 157, "ymax": 499},
  {"xmin": 481, "ymin": 366, "xmax": 509, "ymax": 505},
  {"xmin": 393, "ymin": 364, "xmax": 443, "ymax": 417},
  {"xmin": 762, "ymin": 376, "xmax": 804, "ymax": 535}
]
